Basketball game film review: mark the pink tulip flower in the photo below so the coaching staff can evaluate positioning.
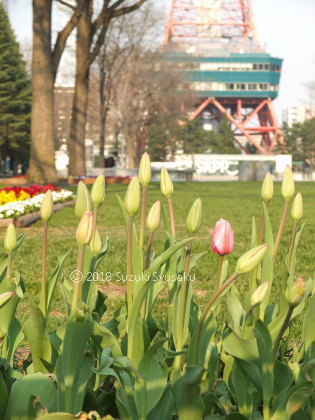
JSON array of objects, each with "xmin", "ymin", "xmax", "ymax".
[{"xmin": 212, "ymin": 219, "xmax": 234, "ymax": 256}]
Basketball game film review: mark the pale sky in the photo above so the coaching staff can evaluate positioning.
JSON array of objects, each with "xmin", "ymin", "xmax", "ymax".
[{"xmin": 6, "ymin": 0, "xmax": 315, "ymax": 122}]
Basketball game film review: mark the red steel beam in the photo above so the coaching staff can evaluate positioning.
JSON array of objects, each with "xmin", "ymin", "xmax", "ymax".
[
  {"xmin": 188, "ymin": 99, "xmax": 211, "ymax": 121},
  {"xmin": 212, "ymin": 99, "xmax": 266, "ymax": 153},
  {"xmin": 242, "ymin": 99, "xmax": 268, "ymax": 125}
]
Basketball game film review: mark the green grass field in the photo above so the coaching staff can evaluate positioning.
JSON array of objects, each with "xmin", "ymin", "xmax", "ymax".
[{"xmin": 1, "ymin": 181, "xmax": 314, "ymax": 339}]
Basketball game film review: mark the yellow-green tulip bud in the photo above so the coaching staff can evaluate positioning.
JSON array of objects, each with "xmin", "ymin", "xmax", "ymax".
[
  {"xmin": 235, "ymin": 244, "xmax": 269, "ymax": 275},
  {"xmin": 138, "ymin": 152, "xmax": 151, "ymax": 187},
  {"xmin": 160, "ymin": 167, "xmax": 173, "ymax": 198},
  {"xmin": 124, "ymin": 176, "xmax": 140, "ymax": 216},
  {"xmin": 291, "ymin": 192, "xmax": 303, "ymax": 223},
  {"xmin": 286, "ymin": 276, "xmax": 305, "ymax": 308},
  {"xmin": 186, "ymin": 197, "xmax": 202, "ymax": 235},
  {"xmin": 90, "ymin": 230, "xmax": 102, "ymax": 255},
  {"xmin": 76, "ymin": 211, "xmax": 93, "ymax": 247},
  {"xmin": 250, "ymin": 281, "xmax": 269, "ymax": 307},
  {"xmin": 281, "ymin": 165, "xmax": 295, "ymax": 202},
  {"xmin": 4, "ymin": 223, "xmax": 17, "ymax": 254},
  {"xmin": 75, "ymin": 181, "xmax": 91, "ymax": 219},
  {"xmin": 40, "ymin": 189, "xmax": 53, "ymax": 222},
  {"xmin": 261, "ymin": 172, "xmax": 273, "ymax": 204},
  {"xmin": 146, "ymin": 200, "xmax": 161, "ymax": 233},
  {"xmin": 0, "ymin": 291, "xmax": 14, "ymax": 308},
  {"xmin": 91, "ymin": 175, "xmax": 105, "ymax": 209}
]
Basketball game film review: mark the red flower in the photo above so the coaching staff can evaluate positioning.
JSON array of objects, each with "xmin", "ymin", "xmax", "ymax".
[
  {"xmin": 212, "ymin": 219, "xmax": 234, "ymax": 256},
  {"xmin": 0, "ymin": 184, "xmax": 60, "ymax": 198}
]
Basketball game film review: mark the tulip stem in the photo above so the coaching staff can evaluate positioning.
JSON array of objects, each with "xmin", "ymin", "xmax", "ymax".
[
  {"xmin": 263, "ymin": 402, "xmax": 270, "ymax": 420},
  {"xmin": 174, "ymin": 240, "xmax": 193, "ymax": 372},
  {"xmin": 139, "ymin": 186, "xmax": 147, "ymax": 249},
  {"xmin": 141, "ymin": 231, "xmax": 154, "ymax": 319},
  {"xmin": 144, "ymin": 231, "xmax": 154, "ymax": 271},
  {"xmin": 92, "ymin": 207, "xmax": 98, "ymax": 242},
  {"xmin": 287, "ymin": 222, "xmax": 297, "ymax": 272},
  {"xmin": 7, "ymin": 254, "xmax": 12, "ymax": 279},
  {"xmin": 71, "ymin": 246, "xmax": 85, "ymax": 312},
  {"xmin": 216, "ymin": 255, "xmax": 224, "ymax": 289},
  {"xmin": 272, "ymin": 306, "xmax": 293, "ymax": 360},
  {"xmin": 40, "ymin": 221, "xmax": 48, "ymax": 316},
  {"xmin": 193, "ymin": 272, "xmax": 239, "ymax": 365},
  {"xmin": 168, "ymin": 198, "xmax": 176, "ymax": 238},
  {"xmin": 127, "ymin": 216, "xmax": 134, "ymax": 312},
  {"xmin": 245, "ymin": 305, "xmax": 254, "ymax": 321},
  {"xmin": 258, "ymin": 207, "xmax": 265, "ymax": 245},
  {"xmin": 272, "ymin": 201, "xmax": 289, "ymax": 263}
]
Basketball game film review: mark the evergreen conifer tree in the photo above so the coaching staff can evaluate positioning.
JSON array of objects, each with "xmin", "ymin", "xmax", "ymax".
[{"xmin": 0, "ymin": 4, "xmax": 31, "ymax": 172}]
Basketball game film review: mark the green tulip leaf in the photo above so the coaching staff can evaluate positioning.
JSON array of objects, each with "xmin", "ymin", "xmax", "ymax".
[
  {"xmin": 137, "ymin": 340, "xmax": 169, "ymax": 415},
  {"xmin": 4, "ymin": 373, "xmax": 58, "ymax": 420},
  {"xmin": 253, "ymin": 320, "xmax": 274, "ymax": 407},
  {"xmin": 46, "ymin": 250, "xmax": 70, "ymax": 316},
  {"xmin": 172, "ymin": 365, "xmax": 205, "ymax": 420},
  {"xmin": 222, "ymin": 328, "xmax": 259, "ymax": 362},
  {"xmin": 147, "ymin": 383, "xmax": 173, "ymax": 420},
  {"xmin": 22, "ymin": 299, "xmax": 52, "ymax": 373}
]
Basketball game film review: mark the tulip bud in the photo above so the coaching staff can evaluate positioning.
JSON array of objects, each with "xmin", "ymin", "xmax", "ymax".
[
  {"xmin": 0, "ymin": 291, "xmax": 14, "ymax": 308},
  {"xmin": 146, "ymin": 200, "xmax": 161, "ymax": 233},
  {"xmin": 91, "ymin": 175, "xmax": 105, "ymax": 209},
  {"xmin": 261, "ymin": 172, "xmax": 273, "ymax": 204},
  {"xmin": 212, "ymin": 219, "xmax": 234, "ymax": 256},
  {"xmin": 235, "ymin": 244, "xmax": 269, "ymax": 275},
  {"xmin": 286, "ymin": 276, "xmax": 305, "ymax": 308},
  {"xmin": 124, "ymin": 176, "xmax": 140, "ymax": 216},
  {"xmin": 291, "ymin": 192, "xmax": 303, "ymax": 223},
  {"xmin": 186, "ymin": 198, "xmax": 202, "ymax": 235},
  {"xmin": 76, "ymin": 211, "xmax": 93, "ymax": 247},
  {"xmin": 250, "ymin": 281, "xmax": 269, "ymax": 307},
  {"xmin": 138, "ymin": 152, "xmax": 151, "ymax": 187},
  {"xmin": 90, "ymin": 230, "xmax": 102, "ymax": 255},
  {"xmin": 40, "ymin": 189, "xmax": 53, "ymax": 222},
  {"xmin": 75, "ymin": 181, "xmax": 91, "ymax": 219},
  {"xmin": 4, "ymin": 223, "xmax": 17, "ymax": 254},
  {"xmin": 281, "ymin": 165, "xmax": 295, "ymax": 202},
  {"xmin": 160, "ymin": 168, "xmax": 173, "ymax": 199}
]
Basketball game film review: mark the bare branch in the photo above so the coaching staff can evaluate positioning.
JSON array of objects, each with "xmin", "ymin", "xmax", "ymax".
[
  {"xmin": 89, "ymin": 16, "xmax": 111, "ymax": 65},
  {"xmin": 111, "ymin": 0, "xmax": 147, "ymax": 18},
  {"xmin": 52, "ymin": 0, "xmax": 86, "ymax": 79},
  {"xmin": 92, "ymin": 0, "xmax": 110, "ymax": 34},
  {"xmin": 55, "ymin": 0, "xmax": 76, "ymax": 10}
]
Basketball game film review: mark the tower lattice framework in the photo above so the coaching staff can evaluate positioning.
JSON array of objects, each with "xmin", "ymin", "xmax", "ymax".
[{"xmin": 164, "ymin": 0, "xmax": 285, "ymax": 154}]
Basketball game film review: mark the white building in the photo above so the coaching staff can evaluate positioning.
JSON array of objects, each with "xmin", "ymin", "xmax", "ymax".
[{"xmin": 282, "ymin": 105, "xmax": 315, "ymax": 127}]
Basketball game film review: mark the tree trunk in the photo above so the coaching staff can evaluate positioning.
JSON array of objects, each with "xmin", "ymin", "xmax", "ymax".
[
  {"xmin": 125, "ymin": 135, "xmax": 137, "ymax": 168},
  {"xmin": 99, "ymin": 107, "xmax": 106, "ymax": 168},
  {"xmin": 29, "ymin": 0, "xmax": 58, "ymax": 183},
  {"xmin": 67, "ymin": 2, "xmax": 92, "ymax": 176},
  {"xmin": 98, "ymin": 49, "xmax": 106, "ymax": 168}
]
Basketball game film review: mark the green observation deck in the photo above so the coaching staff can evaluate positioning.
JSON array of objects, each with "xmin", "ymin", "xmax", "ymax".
[{"xmin": 165, "ymin": 52, "xmax": 282, "ymax": 99}]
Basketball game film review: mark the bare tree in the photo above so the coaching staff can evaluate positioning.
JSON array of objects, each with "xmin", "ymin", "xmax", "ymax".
[
  {"xmin": 30, "ymin": 0, "xmax": 84, "ymax": 183},
  {"xmin": 65, "ymin": 0, "xmax": 147, "ymax": 176},
  {"xmin": 109, "ymin": 48, "xmax": 196, "ymax": 168},
  {"xmin": 90, "ymin": 5, "xmax": 159, "ymax": 167}
]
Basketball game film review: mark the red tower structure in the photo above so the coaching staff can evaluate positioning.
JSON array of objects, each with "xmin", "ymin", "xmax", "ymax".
[{"xmin": 163, "ymin": 0, "xmax": 284, "ymax": 153}]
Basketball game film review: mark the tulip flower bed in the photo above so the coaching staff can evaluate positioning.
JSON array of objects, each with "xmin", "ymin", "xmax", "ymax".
[
  {"xmin": 0, "ymin": 187, "xmax": 74, "ymax": 226},
  {"xmin": 0, "ymin": 156, "xmax": 314, "ymax": 420},
  {"xmin": 0, "ymin": 184, "xmax": 60, "ymax": 206}
]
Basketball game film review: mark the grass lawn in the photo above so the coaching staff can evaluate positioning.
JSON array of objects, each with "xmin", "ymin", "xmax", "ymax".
[{"xmin": 0, "ymin": 181, "xmax": 314, "ymax": 340}]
